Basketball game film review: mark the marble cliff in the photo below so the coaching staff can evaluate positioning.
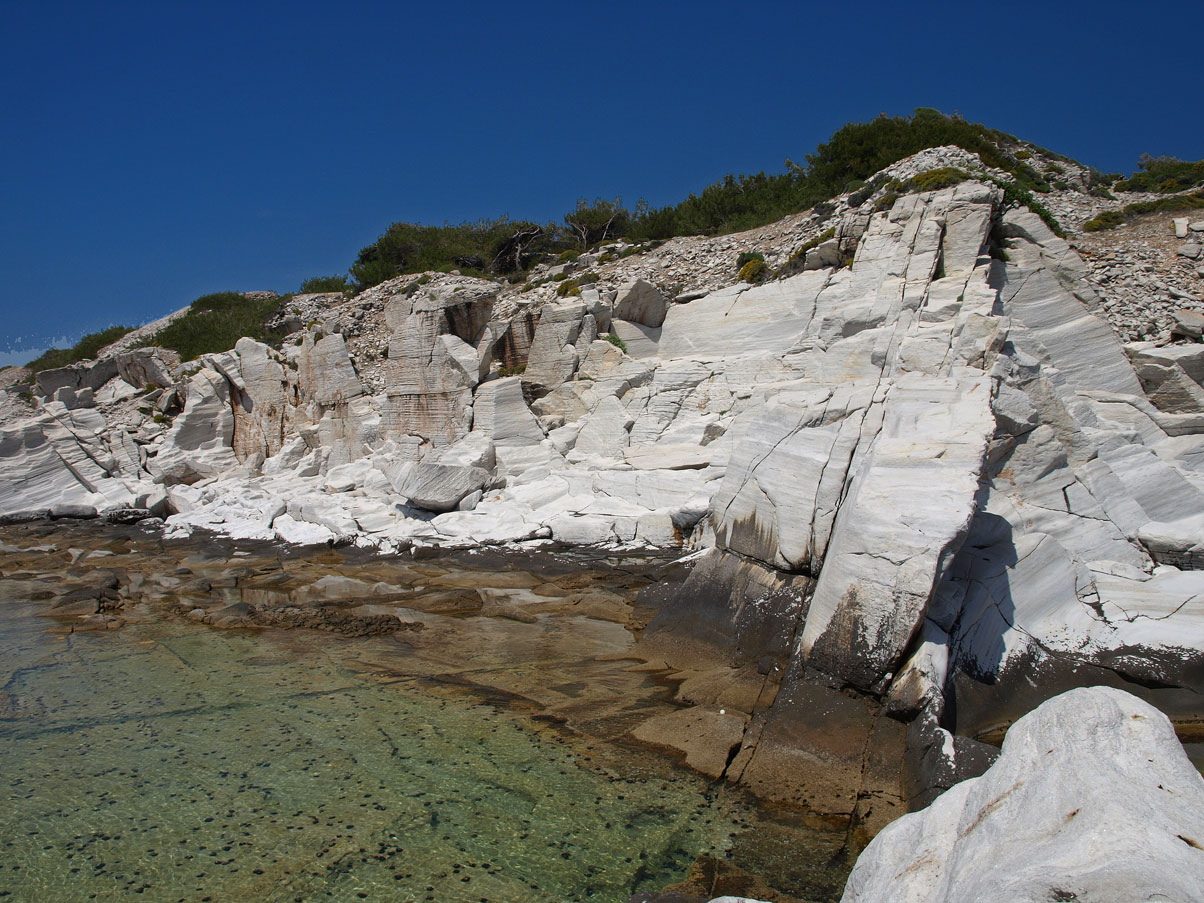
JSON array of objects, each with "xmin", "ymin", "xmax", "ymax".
[{"xmin": 3, "ymin": 148, "xmax": 1204, "ymax": 887}]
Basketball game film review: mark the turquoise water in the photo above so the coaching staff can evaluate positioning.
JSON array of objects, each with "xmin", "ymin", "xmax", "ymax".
[{"xmin": 0, "ymin": 593, "xmax": 841, "ymax": 902}]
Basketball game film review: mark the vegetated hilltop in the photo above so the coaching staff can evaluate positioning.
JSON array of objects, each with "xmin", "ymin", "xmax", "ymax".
[
  {"xmin": 17, "ymin": 107, "xmax": 1197, "ymax": 377},
  {"xmin": 26, "ymin": 107, "xmax": 1202, "ymax": 378},
  {"xmin": 345, "ymin": 106, "xmax": 1087, "ymax": 290}
]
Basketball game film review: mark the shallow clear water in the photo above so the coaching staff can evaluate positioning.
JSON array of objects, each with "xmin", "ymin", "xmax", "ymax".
[{"xmin": 0, "ymin": 593, "xmax": 839, "ymax": 903}]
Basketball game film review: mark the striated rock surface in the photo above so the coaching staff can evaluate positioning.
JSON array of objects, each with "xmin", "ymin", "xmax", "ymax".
[{"xmin": 841, "ymin": 687, "xmax": 1204, "ymax": 903}]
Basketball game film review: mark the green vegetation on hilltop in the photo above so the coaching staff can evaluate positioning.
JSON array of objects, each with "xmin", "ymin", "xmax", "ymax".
[
  {"xmin": 1115, "ymin": 155, "xmax": 1204, "ymax": 193},
  {"xmin": 346, "ymin": 108, "xmax": 1079, "ymax": 291},
  {"xmin": 350, "ymin": 217, "xmax": 553, "ymax": 288},
  {"xmin": 299, "ymin": 275, "xmax": 351, "ymax": 294},
  {"xmin": 25, "ymin": 325, "xmax": 134, "ymax": 375},
  {"xmin": 137, "ymin": 292, "xmax": 289, "ymax": 362}
]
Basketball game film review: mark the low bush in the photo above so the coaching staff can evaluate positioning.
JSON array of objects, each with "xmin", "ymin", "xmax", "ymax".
[
  {"xmin": 906, "ymin": 167, "xmax": 970, "ymax": 192},
  {"xmin": 1115, "ymin": 155, "xmax": 1204, "ymax": 193},
  {"xmin": 299, "ymin": 275, "xmax": 350, "ymax": 293},
  {"xmin": 736, "ymin": 251, "xmax": 765, "ymax": 270},
  {"xmin": 874, "ymin": 191, "xmax": 900, "ymax": 212},
  {"xmin": 1082, "ymin": 209, "xmax": 1126, "ymax": 232},
  {"xmin": 25, "ymin": 325, "xmax": 134, "ymax": 374},
  {"xmin": 351, "ymin": 217, "xmax": 553, "ymax": 290},
  {"xmin": 1080, "ymin": 191, "xmax": 1204, "ymax": 232},
  {"xmin": 555, "ymin": 272, "xmax": 599, "ymax": 298},
  {"xmin": 138, "ymin": 292, "xmax": 288, "ymax": 361},
  {"xmin": 738, "ymin": 258, "xmax": 770, "ymax": 283},
  {"xmin": 1122, "ymin": 191, "xmax": 1204, "ymax": 217},
  {"xmin": 792, "ymin": 227, "xmax": 836, "ymax": 259},
  {"xmin": 990, "ymin": 178, "xmax": 1066, "ymax": 238},
  {"xmin": 603, "ymin": 333, "xmax": 628, "ymax": 353}
]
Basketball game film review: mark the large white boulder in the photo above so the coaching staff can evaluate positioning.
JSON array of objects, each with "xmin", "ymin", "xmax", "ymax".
[
  {"xmin": 612, "ymin": 278, "xmax": 668, "ymax": 328},
  {"xmin": 842, "ymin": 687, "xmax": 1204, "ymax": 903},
  {"xmin": 385, "ymin": 461, "xmax": 489, "ymax": 513}
]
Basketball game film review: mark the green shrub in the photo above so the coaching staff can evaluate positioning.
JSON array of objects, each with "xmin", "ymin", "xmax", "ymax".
[
  {"xmin": 603, "ymin": 333, "xmax": 628, "ymax": 353},
  {"xmin": 1117, "ymin": 155, "xmax": 1204, "ymax": 193},
  {"xmin": 906, "ymin": 167, "xmax": 970, "ymax": 192},
  {"xmin": 1012, "ymin": 163, "xmax": 1051, "ymax": 193},
  {"xmin": 25, "ymin": 325, "xmax": 134, "ymax": 374},
  {"xmin": 1122, "ymin": 191, "xmax": 1204, "ymax": 216},
  {"xmin": 736, "ymin": 251, "xmax": 765, "ymax": 270},
  {"xmin": 556, "ymin": 272, "xmax": 599, "ymax": 298},
  {"xmin": 775, "ymin": 227, "xmax": 837, "ymax": 278},
  {"xmin": 1079, "ymin": 191, "xmax": 1204, "ymax": 233},
  {"xmin": 874, "ymin": 191, "xmax": 900, "ymax": 212},
  {"xmin": 791, "ymin": 227, "xmax": 836, "ymax": 260},
  {"xmin": 564, "ymin": 198, "xmax": 629, "ymax": 248},
  {"xmin": 738, "ymin": 259, "xmax": 770, "ymax": 283},
  {"xmin": 137, "ymin": 292, "xmax": 288, "ymax": 361},
  {"xmin": 1082, "ymin": 210, "xmax": 1126, "ymax": 232},
  {"xmin": 351, "ymin": 217, "xmax": 553, "ymax": 290},
  {"xmin": 557, "ymin": 249, "xmax": 580, "ymax": 262},
  {"xmin": 989, "ymin": 178, "xmax": 1066, "ymax": 238},
  {"xmin": 498, "ymin": 363, "xmax": 526, "ymax": 377},
  {"xmin": 299, "ymin": 275, "xmax": 350, "ymax": 293},
  {"xmin": 402, "ymin": 274, "xmax": 433, "ymax": 298}
]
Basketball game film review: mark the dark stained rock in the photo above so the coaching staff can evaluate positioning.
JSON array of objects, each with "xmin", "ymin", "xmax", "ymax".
[{"xmin": 636, "ymin": 549, "xmax": 810, "ymax": 673}]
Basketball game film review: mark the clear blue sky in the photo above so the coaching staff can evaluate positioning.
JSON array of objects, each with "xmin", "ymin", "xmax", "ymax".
[{"xmin": 2, "ymin": 0, "xmax": 1202, "ymax": 364}]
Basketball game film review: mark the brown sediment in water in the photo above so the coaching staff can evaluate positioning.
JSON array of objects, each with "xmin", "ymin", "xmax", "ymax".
[{"xmin": 0, "ymin": 519, "xmax": 855, "ymax": 902}]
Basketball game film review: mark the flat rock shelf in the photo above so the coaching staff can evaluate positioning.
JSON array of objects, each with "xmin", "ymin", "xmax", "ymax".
[{"xmin": 0, "ymin": 522, "xmax": 851, "ymax": 903}]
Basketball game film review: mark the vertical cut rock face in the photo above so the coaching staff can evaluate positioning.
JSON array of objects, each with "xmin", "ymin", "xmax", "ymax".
[
  {"xmin": 800, "ymin": 373, "xmax": 994, "ymax": 692},
  {"xmin": 382, "ymin": 282, "xmax": 495, "ymax": 447}
]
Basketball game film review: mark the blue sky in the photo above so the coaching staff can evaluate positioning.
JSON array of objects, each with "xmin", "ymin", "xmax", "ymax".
[{"xmin": 2, "ymin": 0, "xmax": 1202, "ymax": 365}]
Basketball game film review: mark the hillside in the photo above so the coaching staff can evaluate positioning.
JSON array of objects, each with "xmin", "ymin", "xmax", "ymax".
[{"xmin": 3, "ymin": 115, "xmax": 1204, "ymax": 901}]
